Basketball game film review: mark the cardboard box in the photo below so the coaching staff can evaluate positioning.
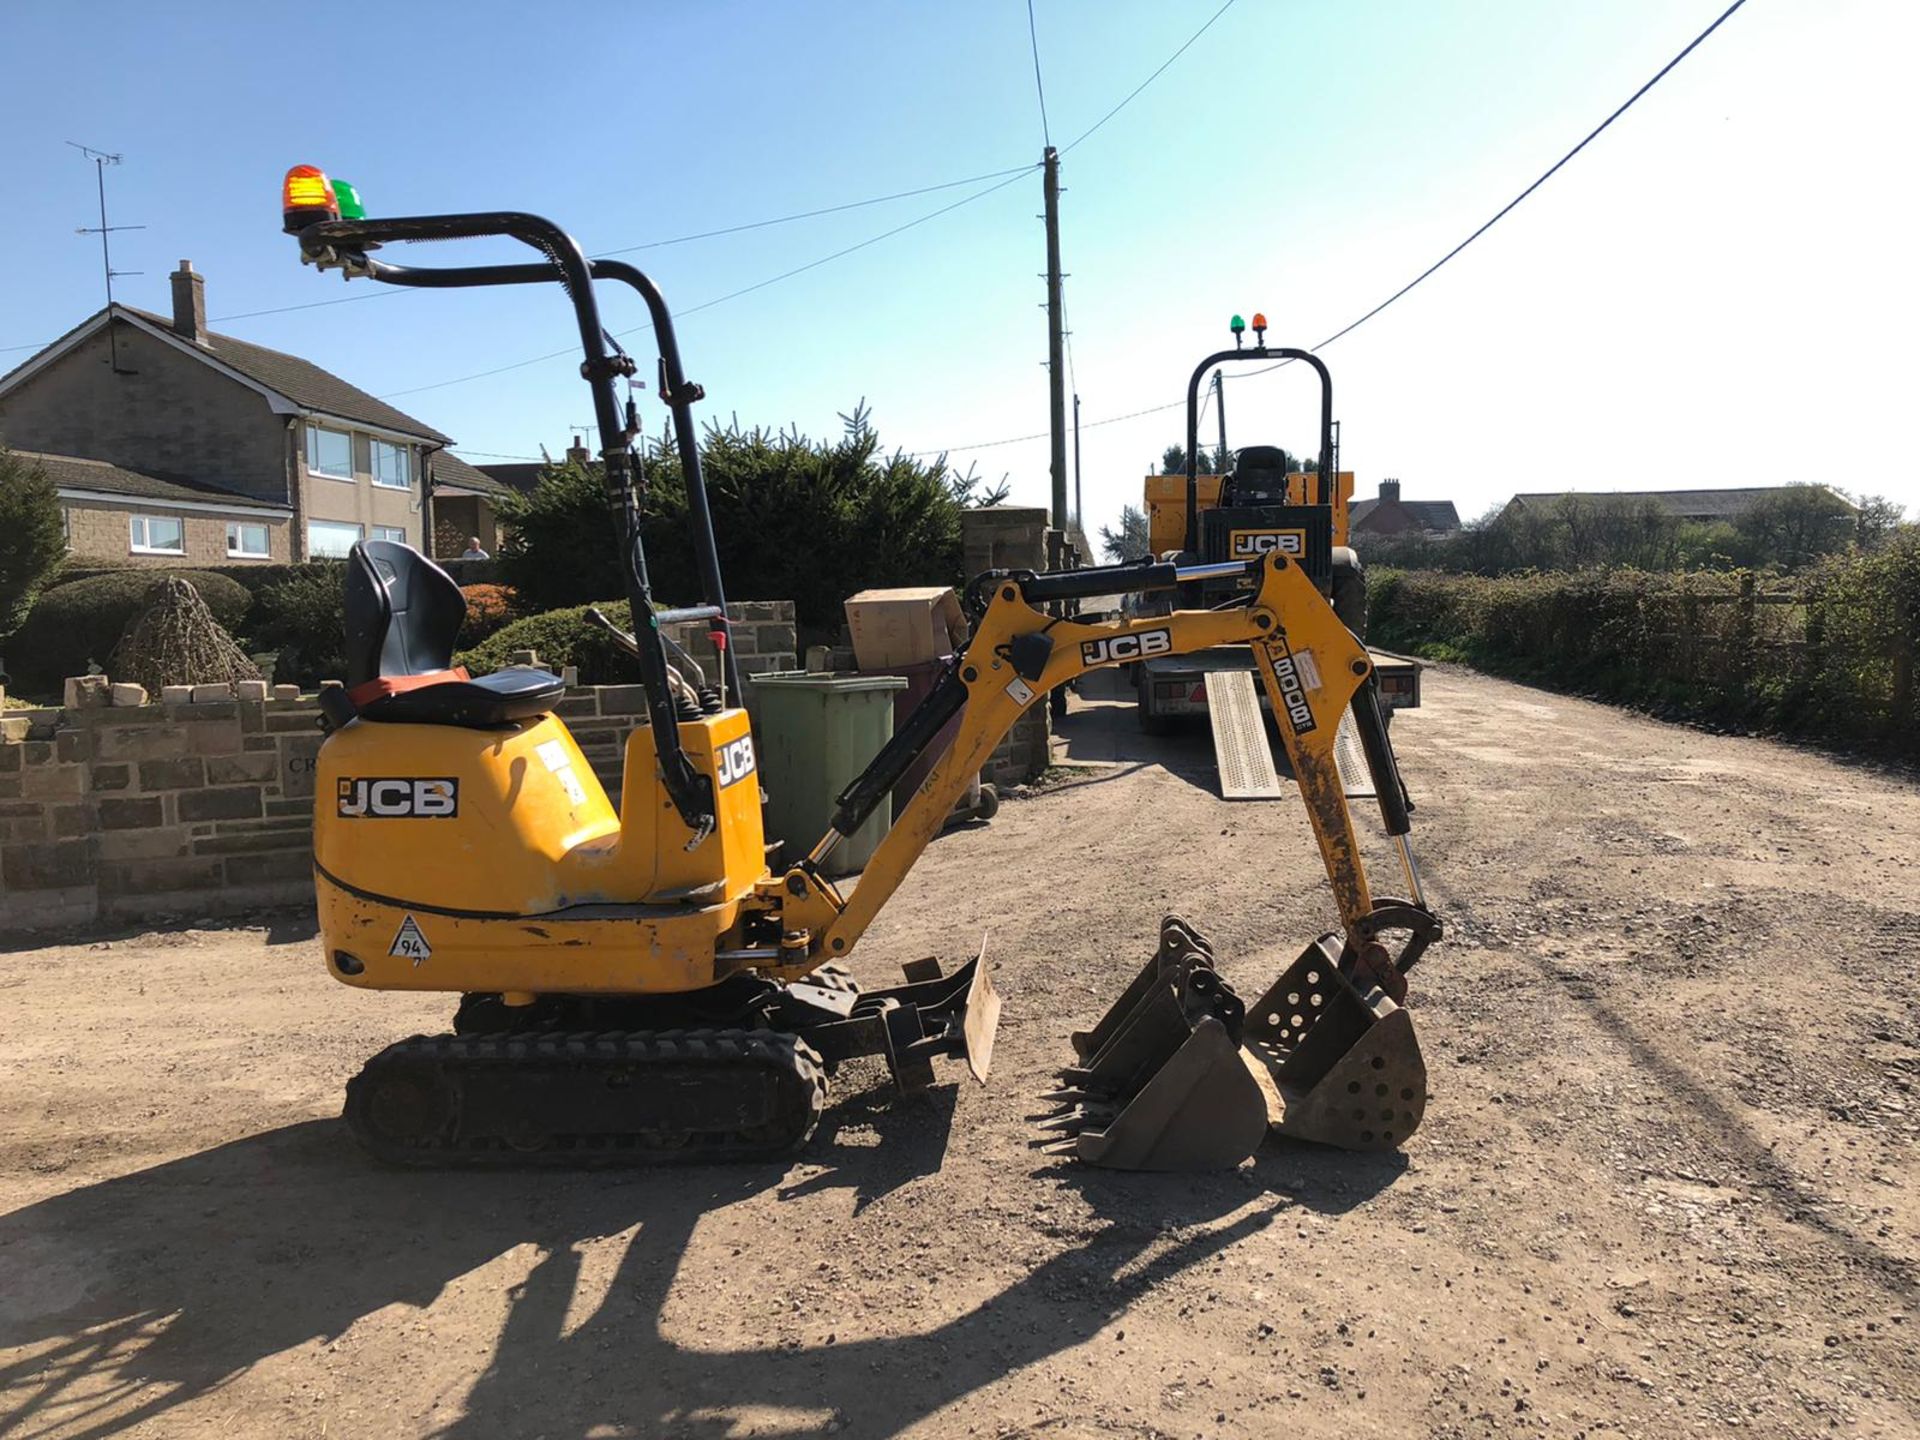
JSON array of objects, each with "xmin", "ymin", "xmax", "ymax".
[{"xmin": 844, "ymin": 587, "xmax": 969, "ymax": 668}]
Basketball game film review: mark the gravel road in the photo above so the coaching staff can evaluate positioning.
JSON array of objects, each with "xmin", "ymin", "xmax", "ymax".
[{"xmin": 2, "ymin": 666, "xmax": 1916, "ymax": 1439}]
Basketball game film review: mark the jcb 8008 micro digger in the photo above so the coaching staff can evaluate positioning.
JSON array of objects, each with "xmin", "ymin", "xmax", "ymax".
[{"xmin": 283, "ymin": 165, "xmax": 1442, "ymax": 1172}]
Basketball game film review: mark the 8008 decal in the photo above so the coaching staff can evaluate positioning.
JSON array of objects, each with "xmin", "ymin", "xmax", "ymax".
[{"xmin": 1261, "ymin": 637, "xmax": 1318, "ymax": 735}]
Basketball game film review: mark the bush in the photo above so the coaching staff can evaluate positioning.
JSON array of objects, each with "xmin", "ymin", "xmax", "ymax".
[
  {"xmin": 1368, "ymin": 533, "xmax": 1920, "ymax": 755},
  {"xmin": 0, "ymin": 448, "xmax": 68, "ymax": 639},
  {"xmin": 497, "ymin": 404, "xmax": 1003, "ymax": 630},
  {"xmin": 251, "ymin": 565, "xmax": 348, "ymax": 690},
  {"xmin": 10, "ymin": 569, "xmax": 251, "ymax": 697},
  {"xmin": 458, "ymin": 583, "xmax": 518, "ymax": 643},
  {"xmin": 454, "ymin": 601, "xmax": 642, "ymax": 686}
]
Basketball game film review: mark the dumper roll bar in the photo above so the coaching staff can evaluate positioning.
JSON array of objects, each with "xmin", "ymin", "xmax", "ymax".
[
  {"xmin": 1183, "ymin": 348, "xmax": 1334, "ymax": 555},
  {"xmin": 292, "ymin": 212, "xmax": 733, "ymax": 836}
]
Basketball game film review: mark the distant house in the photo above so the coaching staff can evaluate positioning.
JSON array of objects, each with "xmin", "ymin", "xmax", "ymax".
[
  {"xmin": 427, "ymin": 451, "xmax": 517, "ymax": 560},
  {"xmin": 1500, "ymin": 487, "xmax": 1854, "ymax": 523},
  {"xmin": 1350, "ymin": 479, "xmax": 1460, "ymax": 536},
  {"xmin": 0, "ymin": 261, "xmax": 457, "ymax": 563}
]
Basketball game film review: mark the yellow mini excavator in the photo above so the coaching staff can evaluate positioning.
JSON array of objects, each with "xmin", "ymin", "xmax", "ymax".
[{"xmin": 283, "ymin": 166, "xmax": 1442, "ymax": 1172}]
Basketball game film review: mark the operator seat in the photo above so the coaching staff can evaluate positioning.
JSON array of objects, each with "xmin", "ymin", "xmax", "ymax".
[
  {"xmin": 341, "ymin": 540, "xmax": 563, "ymax": 727},
  {"xmin": 1224, "ymin": 444, "xmax": 1293, "ymax": 506}
]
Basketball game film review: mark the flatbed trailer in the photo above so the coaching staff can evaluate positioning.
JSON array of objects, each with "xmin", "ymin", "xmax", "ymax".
[{"xmin": 1135, "ymin": 644, "xmax": 1421, "ymax": 731}]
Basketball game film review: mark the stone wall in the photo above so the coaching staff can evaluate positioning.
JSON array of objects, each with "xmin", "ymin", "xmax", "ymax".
[
  {"xmin": 0, "ymin": 602, "xmax": 798, "ymax": 934},
  {"xmin": 62, "ymin": 498, "xmax": 295, "ymax": 567}
]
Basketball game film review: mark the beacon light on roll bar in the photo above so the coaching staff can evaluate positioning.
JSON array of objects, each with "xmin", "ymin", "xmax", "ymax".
[
  {"xmin": 1229, "ymin": 313, "xmax": 1246, "ymax": 348},
  {"xmin": 1251, "ymin": 312, "xmax": 1267, "ymax": 343},
  {"xmin": 282, "ymin": 165, "xmax": 365, "ymax": 233},
  {"xmin": 282, "ymin": 166, "xmax": 338, "ymax": 233}
]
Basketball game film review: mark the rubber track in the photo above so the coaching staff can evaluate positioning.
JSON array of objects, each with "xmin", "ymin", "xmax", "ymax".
[{"xmin": 344, "ymin": 1028, "xmax": 826, "ymax": 1169}]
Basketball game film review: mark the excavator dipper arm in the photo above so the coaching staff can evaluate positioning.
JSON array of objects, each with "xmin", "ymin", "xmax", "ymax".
[{"xmin": 765, "ymin": 550, "xmax": 1429, "ymax": 980}]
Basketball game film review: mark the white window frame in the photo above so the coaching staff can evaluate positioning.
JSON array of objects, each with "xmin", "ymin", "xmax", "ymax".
[
  {"xmin": 370, "ymin": 439, "xmax": 412, "ymax": 491},
  {"xmin": 307, "ymin": 519, "xmax": 364, "ymax": 559},
  {"xmin": 306, "ymin": 424, "xmax": 354, "ymax": 481},
  {"xmin": 371, "ymin": 525, "xmax": 408, "ymax": 544},
  {"xmin": 226, "ymin": 521, "xmax": 271, "ymax": 558},
  {"xmin": 130, "ymin": 513, "xmax": 186, "ymax": 556}
]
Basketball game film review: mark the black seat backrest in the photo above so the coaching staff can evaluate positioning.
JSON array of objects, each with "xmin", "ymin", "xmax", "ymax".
[
  {"xmin": 344, "ymin": 541, "xmax": 468, "ymax": 688},
  {"xmin": 1225, "ymin": 444, "xmax": 1293, "ymax": 506}
]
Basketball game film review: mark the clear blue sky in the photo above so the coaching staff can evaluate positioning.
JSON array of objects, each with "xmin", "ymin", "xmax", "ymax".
[{"xmin": 2, "ymin": 1, "xmax": 1913, "ymax": 545}]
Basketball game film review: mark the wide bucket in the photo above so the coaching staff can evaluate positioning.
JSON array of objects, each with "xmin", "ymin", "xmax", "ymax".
[{"xmin": 1038, "ymin": 915, "xmax": 1426, "ymax": 1170}]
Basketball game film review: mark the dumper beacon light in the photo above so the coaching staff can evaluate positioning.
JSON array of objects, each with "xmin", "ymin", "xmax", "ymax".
[{"xmin": 283, "ymin": 166, "xmax": 339, "ymax": 233}]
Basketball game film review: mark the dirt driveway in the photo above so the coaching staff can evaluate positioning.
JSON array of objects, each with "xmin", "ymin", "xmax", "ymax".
[{"xmin": 2, "ymin": 667, "xmax": 1916, "ymax": 1439}]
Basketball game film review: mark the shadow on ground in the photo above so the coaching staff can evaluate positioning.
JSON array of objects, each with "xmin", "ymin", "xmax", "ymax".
[{"xmin": 0, "ymin": 1085, "xmax": 1406, "ymax": 1439}]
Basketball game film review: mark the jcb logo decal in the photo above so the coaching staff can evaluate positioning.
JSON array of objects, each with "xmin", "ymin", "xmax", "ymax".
[
  {"xmin": 1230, "ymin": 528, "xmax": 1306, "ymax": 558},
  {"xmin": 716, "ymin": 735, "xmax": 757, "ymax": 789},
  {"xmin": 1262, "ymin": 638, "xmax": 1318, "ymax": 735},
  {"xmin": 1081, "ymin": 628, "xmax": 1174, "ymax": 666},
  {"xmin": 337, "ymin": 777, "xmax": 459, "ymax": 818}
]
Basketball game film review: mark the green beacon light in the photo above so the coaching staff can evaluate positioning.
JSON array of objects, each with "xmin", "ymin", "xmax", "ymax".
[
  {"xmin": 333, "ymin": 179, "xmax": 366, "ymax": 221},
  {"xmin": 1230, "ymin": 313, "xmax": 1246, "ymax": 348}
]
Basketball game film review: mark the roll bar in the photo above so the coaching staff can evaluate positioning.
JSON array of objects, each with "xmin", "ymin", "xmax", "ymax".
[
  {"xmin": 1183, "ymin": 347, "xmax": 1334, "ymax": 555},
  {"xmin": 293, "ymin": 212, "xmax": 731, "ymax": 836}
]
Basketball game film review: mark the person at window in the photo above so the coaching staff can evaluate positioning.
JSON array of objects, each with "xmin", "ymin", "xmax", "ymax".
[{"xmin": 460, "ymin": 536, "xmax": 491, "ymax": 560}]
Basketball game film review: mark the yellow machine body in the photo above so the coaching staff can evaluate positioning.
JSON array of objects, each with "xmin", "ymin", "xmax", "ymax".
[
  {"xmin": 313, "ymin": 707, "xmax": 765, "ymax": 995},
  {"xmin": 1143, "ymin": 470, "xmax": 1355, "ymax": 556}
]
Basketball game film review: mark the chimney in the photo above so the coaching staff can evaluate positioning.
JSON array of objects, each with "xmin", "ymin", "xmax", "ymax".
[
  {"xmin": 170, "ymin": 260, "xmax": 207, "ymax": 345},
  {"xmin": 1379, "ymin": 478, "xmax": 1402, "ymax": 504}
]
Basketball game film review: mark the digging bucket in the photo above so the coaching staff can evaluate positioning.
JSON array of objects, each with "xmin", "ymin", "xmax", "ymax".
[{"xmin": 1038, "ymin": 915, "xmax": 1427, "ymax": 1169}]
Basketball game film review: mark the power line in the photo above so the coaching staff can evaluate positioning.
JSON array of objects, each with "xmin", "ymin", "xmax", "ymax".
[
  {"xmin": 929, "ymin": 0, "xmax": 1751, "ymax": 452},
  {"xmin": 1062, "ymin": 0, "xmax": 1241, "ymax": 153},
  {"xmin": 1026, "ymin": 0, "xmax": 1053, "ymax": 149},
  {"xmin": 380, "ymin": 168, "xmax": 1033, "ymax": 400}
]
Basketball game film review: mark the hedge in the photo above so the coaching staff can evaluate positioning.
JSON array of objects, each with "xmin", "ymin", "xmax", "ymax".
[
  {"xmin": 1368, "ymin": 531, "xmax": 1920, "ymax": 755},
  {"xmin": 10, "ymin": 569, "xmax": 252, "ymax": 697},
  {"xmin": 455, "ymin": 601, "xmax": 642, "ymax": 686}
]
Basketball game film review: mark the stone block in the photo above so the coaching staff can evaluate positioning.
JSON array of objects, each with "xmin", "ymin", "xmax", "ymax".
[
  {"xmin": 205, "ymin": 752, "xmax": 277, "ymax": 785},
  {"xmin": 138, "ymin": 756, "xmax": 207, "ymax": 790},
  {"xmin": 553, "ymin": 697, "xmax": 599, "ymax": 719},
  {"xmin": 505, "ymin": 649, "xmax": 539, "ymax": 667},
  {"xmin": 93, "ymin": 723, "xmax": 190, "ymax": 763},
  {"xmin": 22, "ymin": 764, "xmax": 84, "ymax": 800},
  {"xmin": 51, "ymin": 803, "xmax": 95, "ymax": 839},
  {"xmin": 267, "ymin": 711, "xmax": 322, "ymax": 733},
  {"xmin": 24, "ymin": 742, "xmax": 53, "ymax": 767},
  {"xmin": 0, "ymin": 775, "xmax": 20, "ymax": 801},
  {"xmin": 187, "ymin": 720, "xmax": 244, "ymax": 755},
  {"xmin": 272, "ymin": 684, "xmax": 301, "ymax": 701},
  {"xmin": 235, "ymin": 680, "xmax": 269, "ymax": 701},
  {"xmin": 561, "ymin": 665, "xmax": 579, "ymax": 687},
  {"xmin": 224, "ymin": 850, "xmax": 315, "ymax": 885},
  {"xmin": 278, "ymin": 734, "xmax": 323, "ymax": 797},
  {"xmin": 57, "ymin": 729, "xmax": 88, "ymax": 763},
  {"xmin": 90, "ymin": 763, "xmax": 132, "ymax": 792},
  {"xmin": 177, "ymin": 786, "xmax": 263, "ymax": 822},
  {"xmin": 265, "ymin": 797, "xmax": 313, "ymax": 818},
  {"xmin": 0, "ymin": 718, "xmax": 28, "ymax": 743},
  {"xmin": 598, "ymin": 685, "xmax": 650, "ymax": 715},
  {"xmin": 111, "ymin": 683, "xmax": 148, "ymax": 707},
  {"xmin": 191, "ymin": 683, "xmax": 233, "ymax": 704},
  {"xmin": 64, "ymin": 675, "xmax": 111, "ymax": 710},
  {"xmin": 3, "ymin": 838, "xmax": 96, "ymax": 890},
  {"xmin": 99, "ymin": 827, "xmax": 191, "ymax": 862},
  {"xmin": 98, "ymin": 795, "xmax": 164, "ymax": 830},
  {"xmin": 161, "ymin": 685, "xmax": 194, "ymax": 705}
]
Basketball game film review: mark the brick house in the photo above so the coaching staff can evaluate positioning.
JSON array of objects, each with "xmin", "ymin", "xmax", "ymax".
[
  {"xmin": 0, "ymin": 261, "xmax": 461, "ymax": 562},
  {"xmin": 1349, "ymin": 479, "xmax": 1461, "ymax": 537}
]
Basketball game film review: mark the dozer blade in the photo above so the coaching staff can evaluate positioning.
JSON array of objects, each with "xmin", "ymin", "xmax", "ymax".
[
  {"xmin": 1040, "ymin": 918, "xmax": 1268, "ymax": 1171},
  {"xmin": 1241, "ymin": 935, "xmax": 1427, "ymax": 1150}
]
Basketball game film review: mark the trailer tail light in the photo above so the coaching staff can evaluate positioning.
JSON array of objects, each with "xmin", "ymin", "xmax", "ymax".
[{"xmin": 282, "ymin": 166, "xmax": 339, "ymax": 232}]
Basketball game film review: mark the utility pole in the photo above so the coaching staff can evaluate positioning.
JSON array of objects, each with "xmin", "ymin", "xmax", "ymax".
[
  {"xmin": 1042, "ymin": 146, "xmax": 1067, "ymax": 562},
  {"xmin": 69, "ymin": 142, "xmax": 143, "ymax": 376},
  {"xmin": 1213, "ymin": 371, "xmax": 1228, "ymax": 473},
  {"xmin": 1072, "ymin": 391, "xmax": 1082, "ymax": 531}
]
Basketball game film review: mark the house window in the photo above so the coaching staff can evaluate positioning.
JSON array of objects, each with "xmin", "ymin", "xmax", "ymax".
[
  {"xmin": 308, "ymin": 519, "xmax": 364, "ymax": 558},
  {"xmin": 130, "ymin": 514, "xmax": 185, "ymax": 555},
  {"xmin": 306, "ymin": 424, "xmax": 353, "ymax": 480},
  {"xmin": 227, "ymin": 521, "xmax": 271, "ymax": 558},
  {"xmin": 371, "ymin": 440, "xmax": 412, "ymax": 490},
  {"xmin": 372, "ymin": 525, "xmax": 408, "ymax": 544}
]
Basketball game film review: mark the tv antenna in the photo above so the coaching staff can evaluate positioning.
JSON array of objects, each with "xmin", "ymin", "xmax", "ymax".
[{"xmin": 68, "ymin": 141, "xmax": 144, "ymax": 375}]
